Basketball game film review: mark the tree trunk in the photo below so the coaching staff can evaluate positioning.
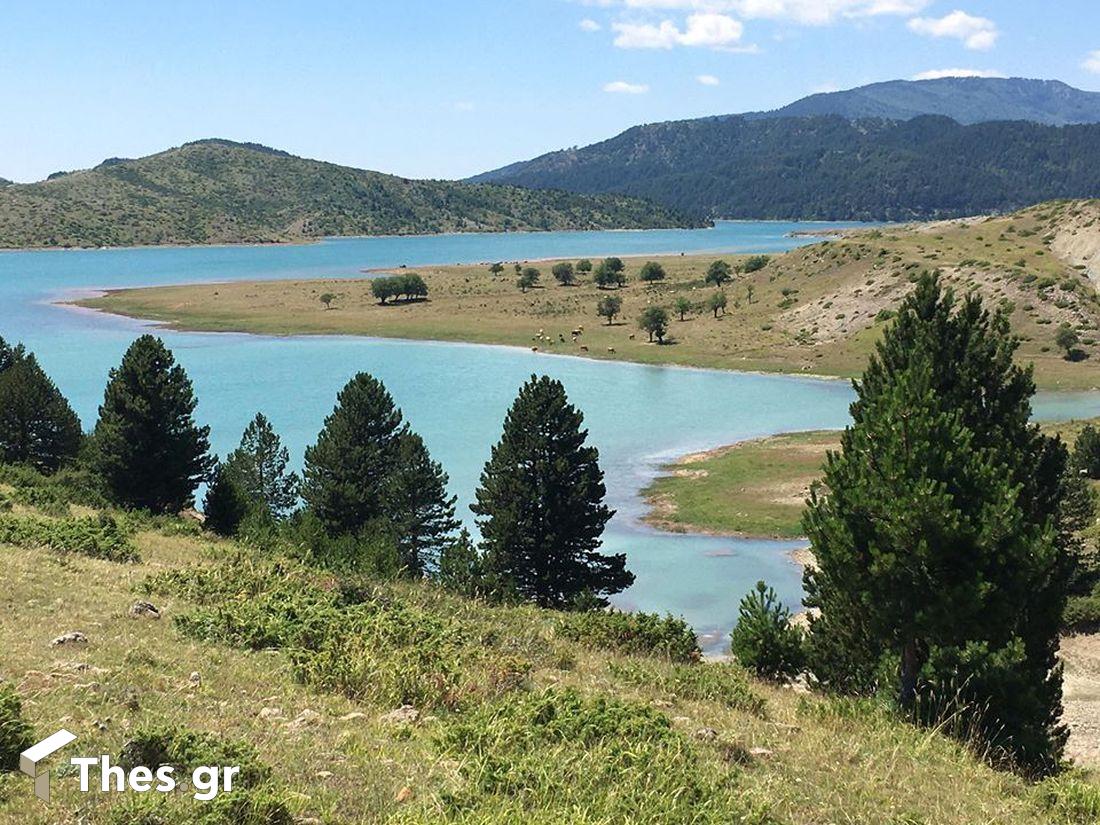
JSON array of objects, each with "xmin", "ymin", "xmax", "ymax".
[{"xmin": 898, "ymin": 639, "xmax": 924, "ymax": 708}]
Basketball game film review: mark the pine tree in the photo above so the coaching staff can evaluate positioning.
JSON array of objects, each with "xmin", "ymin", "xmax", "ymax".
[
  {"xmin": 730, "ymin": 581, "xmax": 805, "ymax": 681},
  {"xmin": 803, "ymin": 273, "xmax": 1071, "ymax": 773},
  {"xmin": 302, "ymin": 373, "xmax": 405, "ymax": 535},
  {"xmin": 387, "ymin": 431, "xmax": 460, "ymax": 575},
  {"xmin": 92, "ymin": 336, "xmax": 211, "ymax": 513},
  {"xmin": 224, "ymin": 412, "xmax": 300, "ymax": 517},
  {"xmin": 472, "ymin": 375, "xmax": 633, "ymax": 608},
  {"xmin": 203, "ymin": 462, "xmax": 251, "ymax": 537},
  {"xmin": 0, "ymin": 348, "xmax": 82, "ymax": 472}
]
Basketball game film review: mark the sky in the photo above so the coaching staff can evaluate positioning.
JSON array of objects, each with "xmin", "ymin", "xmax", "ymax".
[{"xmin": 3, "ymin": 1, "xmax": 1099, "ymax": 183}]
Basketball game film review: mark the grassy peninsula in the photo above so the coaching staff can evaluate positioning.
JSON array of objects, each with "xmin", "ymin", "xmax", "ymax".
[
  {"xmin": 0, "ymin": 139, "xmax": 695, "ymax": 248},
  {"xmin": 79, "ymin": 200, "xmax": 1100, "ymax": 390}
]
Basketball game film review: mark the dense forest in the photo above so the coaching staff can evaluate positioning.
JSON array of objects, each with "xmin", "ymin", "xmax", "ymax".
[
  {"xmin": 0, "ymin": 139, "xmax": 696, "ymax": 248},
  {"xmin": 474, "ymin": 115, "xmax": 1100, "ymax": 221}
]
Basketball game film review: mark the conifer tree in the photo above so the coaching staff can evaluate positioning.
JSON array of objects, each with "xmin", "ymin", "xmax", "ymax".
[
  {"xmin": 92, "ymin": 336, "xmax": 211, "ymax": 513},
  {"xmin": 203, "ymin": 462, "xmax": 251, "ymax": 537},
  {"xmin": 803, "ymin": 273, "xmax": 1071, "ymax": 773},
  {"xmin": 387, "ymin": 431, "xmax": 460, "ymax": 575},
  {"xmin": 224, "ymin": 412, "xmax": 300, "ymax": 517},
  {"xmin": 302, "ymin": 373, "xmax": 405, "ymax": 535},
  {"xmin": 472, "ymin": 375, "xmax": 633, "ymax": 608},
  {"xmin": 0, "ymin": 347, "xmax": 82, "ymax": 472}
]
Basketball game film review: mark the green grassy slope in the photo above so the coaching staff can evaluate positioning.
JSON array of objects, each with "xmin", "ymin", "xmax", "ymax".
[{"xmin": 0, "ymin": 140, "xmax": 696, "ymax": 248}]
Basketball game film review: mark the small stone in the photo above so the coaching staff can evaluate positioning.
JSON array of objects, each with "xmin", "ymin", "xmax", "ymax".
[
  {"xmin": 748, "ymin": 747, "xmax": 774, "ymax": 759},
  {"xmin": 128, "ymin": 601, "xmax": 161, "ymax": 619},
  {"xmin": 379, "ymin": 705, "xmax": 419, "ymax": 725},
  {"xmin": 316, "ymin": 771, "xmax": 333, "ymax": 779},
  {"xmin": 694, "ymin": 727, "xmax": 718, "ymax": 742},
  {"xmin": 259, "ymin": 707, "xmax": 284, "ymax": 720},
  {"xmin": 188, "ymin": 671, "xmax": 202, "ymax": 687},
  {"xmin": 339, "ymin": 711, "xmax": 368, "ymax": 721},
  {"xmin": 50, "ymin": 631, "xmax": 88, "ymax": 647},
  {"xmin": 286, "ymin": 709, "xmax": 321, "ymax": 731},
  {"xmin": 395, "ymin": 786, "xmax": 414, "ymax": 804}
]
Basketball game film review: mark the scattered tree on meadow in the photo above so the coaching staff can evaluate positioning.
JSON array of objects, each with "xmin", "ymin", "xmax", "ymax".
[
  {"xmin": 707, "ymin": 291, "xmax": 728, "ymax": 318},
  {"xmin": 320, "ymin": 292, "xmax": 336, "ymax": 310},
  {"xmin": 203, "ymin": 462, "xmax": 251, "ymax": 537},
  {"xmin": 92, "ymin": 336, "xmax": 212, "ymax": 513},
  {"xmin": 705, "ymin": 260, "xmax": 732, "ymax": 286},
  {"xmin": 639, "ymin": 261, "xmax": 666, "ymax": 282},
  {"xmin": 1072, "ymin": 425, "xmax": 1100, "ymax": 479},
  {"xmin": 730, "ymin": 581, "xmax": 805, "ymax": 681},
  {"xmin": 576, "ymin": 259, "xmax": 593, "ymax": 277},
  {"xmin": 472, "ymin": 375, "xmax": 633, "ymax": 608},
  {"xmin": 517, "ymin": 266, "xmax": 540, "ymax": 293},
  {"xmin": 594, "ymin": 257, "xmax": 626, "ymax": 289},
  {"xmin": 803, "ymin": 273, "xmax": 1073, "ymax": 773},
  {"xmin": 639, "ymin": 306, "xmax": 670, "ymax": 343},
  {"xmin": 1055, "ymin": 324, "xmax": 1080, "ymax": 360},
  {"xmin": 0, "ymin": 342, "xmax": 82, "ymax": 472},
  {"xmin": 674, "ymin": 296, "xmax": 692, "ymax": 321},
  {"xmin": 224, "ymin": 412, "xmax": 300, "ymax": 518},
  {"xmin": 302, "ymin": 373, "xmax": 406, "ymax": 535},
  {"xmin": 745, "ymin": 283, "xmax": 755, "ymax": 304},
  {"xmin": 387, "ymin": 431, "xmax": 460, "ymax": 575},
  {"xmin": 489, "ymin": 262, "xmax": 505, "ymax": 276},
  {"xmin": 597, "ymin": 295, "xmax": 622, "ymax": 325},
  {"xmin": 741, "ymin": 254, "xmax": 770, "ymax": 273},
  {"xmin": 372, "ymin": 273, "xmax": 428, "ymax": 304},
  {"xmin": 552, "ymin": 262, "xmax": 576, "ymax": 286}
]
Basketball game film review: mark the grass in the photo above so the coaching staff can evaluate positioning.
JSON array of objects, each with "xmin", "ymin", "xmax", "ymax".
[
  {"xmin": 76, "ymin": 200, "xmax": 1100, "ymax": 390},
  {"xmin": 643, "ymin": 417, "xmax": 1100, "ymax": 540},
  {"xmin": 2, "ymin": 492, "xmax": 1099, "ymax": 822}
]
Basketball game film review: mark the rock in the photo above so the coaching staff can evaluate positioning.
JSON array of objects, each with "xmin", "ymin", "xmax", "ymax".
[
  {"xmin": 50, "ymin": 632, "xmax": 88, "ymax": 647},
  {"xmin": 187, "ymin": 671, "xmax": 202, "ymax": 687},
  {"xmin": 316, "ymin": 771, "xmax": 333, "ymax": 779},
  {"xmin": 339, "ymin": 711, "xmax": 368, "ymax": 721},
  {"xmin": 286, "ymin": 709, "xmax": 321, "ymax": 731},
  {"xmin": 128, "ymin": 601, "xmax": 160, "ymax": 619},
  {"xmin": 179, "ymin": 507, "xmax": 205, "ymax": 524},
  {"xmin": 395, "ymin": 786, "xmax": 414, "ymax": 804},
  {"xmin": 694, "ymin": 727, "xmax": 719, "ymax": 742},
  {"xmin": 379, "ymin": 705, "xmax": 419, "ymax": 725},
  {"xmin": 748, "ymin": 747, "xmax": 774, "ymax": 759},
  {"xmin": 55, "ymin": 661, "xmax": 108, "ymax": 675},
  {"xmin": 258, "ymin": 707, "xmax": 284, "ymax": 720}
]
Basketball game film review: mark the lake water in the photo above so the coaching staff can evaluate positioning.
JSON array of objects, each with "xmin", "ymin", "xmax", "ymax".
[{"xmin": 4, "ymin": 221, "xmax": 1099, "ymax": 653}]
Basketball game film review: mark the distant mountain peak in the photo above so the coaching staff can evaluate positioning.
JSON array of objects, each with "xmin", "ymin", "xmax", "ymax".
[{"xmin": 748, "ymin": 76, "xmax": 1100, "ymax": 126}]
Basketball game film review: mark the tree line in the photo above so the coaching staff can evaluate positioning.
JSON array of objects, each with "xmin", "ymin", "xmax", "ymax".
[{"xmin": 0, "ymin": 334, "xmax": 631, "ymax": 608}]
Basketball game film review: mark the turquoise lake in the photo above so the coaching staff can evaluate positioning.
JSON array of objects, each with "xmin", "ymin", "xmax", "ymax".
[{"xmin": 4, "ymin": 220, "xmax": 1099, "ymax": 652}]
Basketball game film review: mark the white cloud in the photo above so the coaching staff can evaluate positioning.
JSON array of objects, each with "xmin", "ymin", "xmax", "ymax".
[
  {"xmin": 1084, "ymin": 50, "xmax": 1100, "ymax": 75},
  {"xmin": 603, "ymin": 80, "xmax": 651, "ymax": 93},
  {"xmin": 696, "ymin": 73, "xmax": 721, "ymax": 85},
  {"xmin": 911, "ymin": 67, "xmax": 1005, "ymax": 80},
  {"xmin": 579, "ymin": 18, "xmax": 602, "ymax": 31},
  {"xmin": 619, "ymin": 1, "xmax": 928, "ymax": 25},
  {"xmin": 613, "ymin": 12, "xmax": 743, "ymax": 48},
  {"xmin": 908, "ymin": 10, "xmax": 999, "ymax": 51}
]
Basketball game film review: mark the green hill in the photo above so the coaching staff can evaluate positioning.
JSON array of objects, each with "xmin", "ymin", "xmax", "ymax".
[
  {"xmin": 0, "ymin": 139, "xmax": 696, "ymax": 249},
  {"xmin": 751, "ymin": 77, "xmax": 1100, "ymax": 126}
]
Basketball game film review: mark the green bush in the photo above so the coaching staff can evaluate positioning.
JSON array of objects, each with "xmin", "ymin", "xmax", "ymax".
[
  {"xmin": 555, "ymin": 610, "xmax": 700, "ymax": 662},
  {"xmin": 729, "ymin": 580, "xmax": 805, "ymax": 681},
  {"xmin": 1063, "ymin": 590, "xmax": 1100, "ymax": 633},
  {"xmin": 1072, "ymin": 425, "xmax": 1100, "ymax": 479},
  {"xmin": 0, "ymin": 512, "xmax": 139, "ymax": 562},
  {"xmin": 119, "ymin": 725, "xmax": 270, "ymax": 788},
  {"xmin": 608, "ymin": 660, "xmax": 766, "ymax": 716},
  {"xmin": 0, "ymin": 682, "xmax": 34, "ymax": 771},
  {"xmin": 0, "ymin": 461, "xmax": 110, "ymax": 509}
]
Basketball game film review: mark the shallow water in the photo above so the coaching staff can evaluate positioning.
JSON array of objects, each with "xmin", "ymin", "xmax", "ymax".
[{"xmin": 4, "ymin": 222, "xmax": 1098, "ymax": 652}]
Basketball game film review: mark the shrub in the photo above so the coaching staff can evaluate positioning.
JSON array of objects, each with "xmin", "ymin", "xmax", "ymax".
[
  {"xmin": 203, "ymin": 463, "xmax": 252, "ymax": 537},
  {"xmin": 741, "ymin": 254, "xmax": 770, "ymax": 273},
  {"xmin": 0, "ymin": 682, "xmax": 34, "ymax": 771},
  {"xmin": 1063, "ymin": 590, "xmax": 1100, "ymax": 634},
  {"xmin": 1072, "ymin": 425, "xmax": 1100, "ymax": 479},
  {"xmin": 119, "ymin": 725, "xmax": 270, "ymax": 788},
  {"xmin": 608, "ymin": 660, "xmax": 766, "ymax": 716},
  {"xmin": 555, "ymin": 610, "xmax": 699, "ymax": 662},
  {"xmin": 0, "ymin": 512, "xmax": 139, "ymax": 563},
  {"xmin": 729, "ymin": 580, "xmax": 805, "ymax": 681}
]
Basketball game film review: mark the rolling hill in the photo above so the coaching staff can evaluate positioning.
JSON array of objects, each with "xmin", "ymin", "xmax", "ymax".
[
  {"xmin": 474, "ymin": 78, "xmax": 1100, "ymax": 222},
  {"xmin": 0, "ymin": 139, "xmax": 696, "ymax": 249},
  {"xmin": 748, "ymin": 77, "xmax": 1100, "ymax": 126}
]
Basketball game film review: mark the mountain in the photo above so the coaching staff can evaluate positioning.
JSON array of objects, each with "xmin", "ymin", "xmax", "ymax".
[
  {"xmin": 472, "ymin": 114, "xmax": 1100, "ymax": 222},
  {"xmin": 748, "ymin": 77, "xmax": 1100, "ymax": 126},
  {"xmin": 0, "ymin": 139, "xmax": 695, "ymax": 248}
]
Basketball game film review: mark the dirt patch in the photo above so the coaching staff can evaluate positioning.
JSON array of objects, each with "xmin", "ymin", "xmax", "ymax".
[{"xmin": 1061, "ymin": 632, "xmax": 1100, "ymax": 768}]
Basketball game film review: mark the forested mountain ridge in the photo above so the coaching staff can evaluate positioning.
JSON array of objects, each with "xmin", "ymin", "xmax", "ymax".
[
  {"xmin": 472, "ymin": 115, "xmax": 1100, "ymax": 222},
  {"xmin": 747, "ymin": 77, "xmax": 1100, "ymax": 126},
  {"xmin": 0, "ymin": 139, "xmax": 696, "ymax": 248}
]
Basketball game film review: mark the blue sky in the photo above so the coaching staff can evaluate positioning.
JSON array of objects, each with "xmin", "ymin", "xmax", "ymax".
[{"xmin": 3, "ymin": 1, "xmax": 1098, "ymax": 183}]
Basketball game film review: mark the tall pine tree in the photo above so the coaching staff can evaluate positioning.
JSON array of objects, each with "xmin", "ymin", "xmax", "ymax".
[
  {"xmin": 472, "ymin": 375, "xmax": 633, "ymax": 608},
  {"xmin": 224, "ymin": 412, "xmax": 300, "ymax": 517},
  {"xmin": 302, "ymin": 373, "xmax": 405, "ymax": 535},
  {"xmin": 0, "ymin": 346, "xmax": 82, "ymax": 472},
  {"xmin": 803, "ymin": 273, "xmax": 1070, "ymax": 773},
  {"xmin": 387, "ymin": 431, "xmax": 460, "ymax": 576},
  {"xmin": 92, "ymin": 336, "xmax": 212, "ymax": 513}
]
